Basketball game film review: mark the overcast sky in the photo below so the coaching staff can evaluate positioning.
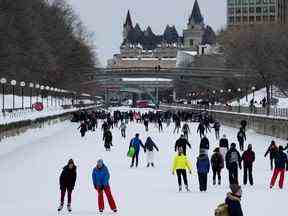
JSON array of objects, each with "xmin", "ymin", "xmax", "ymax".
[{"xmin": 67, "ymin": 0, "xmax": 227, "ymax": 66}]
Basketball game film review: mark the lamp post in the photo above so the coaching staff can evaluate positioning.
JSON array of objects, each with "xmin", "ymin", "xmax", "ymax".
[
  {"xmin": 40, "ymin": 85, "xmax": 44, "ymax": 103},
  {"xmin": 45, "ymin": 86, "xmax": 50, "ymax": 107},
  {"xmin": 252, "ymin": 86, "xmax": 256, "ymax": 99},
  {"xmin": 237, "ymin": 88, "xmax": 241, "ymax": 113},
  {"xmin": 35, "ymin": 84, "xmax": 40, "ymax": 103},
  {"xmin": 1, "ymin": 78, "xmax": 7, "ymax": 113},
  {"xmin": 50, "ymin": 87, "xmax": 54, "ymax": 106},
  {"xmin": 11, "ymin": 80, "xmax": 17, "ymax": 110},
  {"xmin": 29, "ymin": 83, "xmax": 34, "ymax": 109},
  {"xmin": 20, "ymin": 81, "xmax": 25, "ymax": 109}
]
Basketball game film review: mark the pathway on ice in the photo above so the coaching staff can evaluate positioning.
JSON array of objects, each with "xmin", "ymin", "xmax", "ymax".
[{"xmin": 0, "ymin": 120, "xmax": 287, "ymax": 216}]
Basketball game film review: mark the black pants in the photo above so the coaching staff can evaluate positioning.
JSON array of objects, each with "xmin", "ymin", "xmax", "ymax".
[
  {"xmin": 239, "ymin": 140, "xmax": 244, "ymax": 151},
  {"xmin": 270, "ymin": 158, "xmax": 274, "ymax": 170},
  {"xmin": 212, "ymin": 169, "xmax": 221, "ymax": 183},
  {"xmin": 145, "ymin": 125, "xmax": 148, "ymax": 131},
  {"xmin": 243, "ymin": 165, "xmax": 253, "ymax": 185},
  {"xmin": 228, "ymin": 164, "xmax": 239, "ymax": 184},
  {"xmin": 121, "ymin": 129, "xmax": 126, "ymax": 138},
  {"xmin": 159, "ymin": 124, "xmax": 163, "ymax": 132},
  {"xmin": 215, "ymin": 130, "xmax": 220, "ymax": 139},
  {"xmin": 176, "ymin": 169, "xmax": 188, "ymax": 186},
  {"xmin": 183, "ymin": 131, "xmax": 188, "ymax": 140},
  {"xmin": 198, "ymin": 172, "xmax": 208, "ymax": 191},
  {"xmin": 131, "ymin": 153, "xmax": 139, "ymax": 167}
]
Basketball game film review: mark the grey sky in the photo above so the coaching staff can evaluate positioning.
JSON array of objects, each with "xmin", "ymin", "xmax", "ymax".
[{"xmin": 67, "ymin": 0, "xmax": 227, "ymax": 66}]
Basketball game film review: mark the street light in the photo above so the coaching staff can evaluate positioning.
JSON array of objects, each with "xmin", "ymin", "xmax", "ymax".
[
  {"xmin": 35, "ymin": 84, "xmax": 40, "ymax": 103},
  {"xmin": 10, "ymin": 80, "xmax": 17, "ymax": 110},
  {"xmin": 237, "ymin": 88, "xmax": 242, "ymax": 113},
  {"xmin": 20, "ymin": 81, "xmax": 25, "ymax": 109},
  {"xmin": 40, "ymin": 85, "xmax": 44, "ymax": 103},
  {"xmin": 1, "ymin": 78, "xmax": 7, "ymax": 113},
  {"xmin": 29, "ymin": 83, "xmax": 34, "ymax": 109},
  {"xmin": 45, "ymin": 86, "xmax": 50, "ymax": 107},
  {"xmin": 251, "ymin": 86, "xmax": 256, "ymax": 99},
  {"xmin": 50, "ymin": 87, "xmax": 54, "ymax": 106}
]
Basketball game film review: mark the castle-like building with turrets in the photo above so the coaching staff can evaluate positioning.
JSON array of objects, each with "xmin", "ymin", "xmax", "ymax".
[{"xmin": 107, "ymin": 0, "xmax": 216, "ymax": 68}]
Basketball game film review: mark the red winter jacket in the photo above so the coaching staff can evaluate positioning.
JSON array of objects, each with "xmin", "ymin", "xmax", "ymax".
[{"xmin": 241, "ymin": 150, "xmax": 255, "ymax": 166}]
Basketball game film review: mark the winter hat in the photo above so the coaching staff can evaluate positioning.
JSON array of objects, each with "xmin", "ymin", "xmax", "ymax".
[
  {"xmin": 230, "ymin": 184, "xmax": 241, "ymax": 194},
  {"xmin": 223, "ymin": 134, "xmax": 227, "ymax": 138},
  {"xmin": 231, "ymin": 143, "xmax": 236, "ymax": 148},
  {"xmin": 135, "ymin": 133, "xmax": 140, "ymax": 137},
  {"xmin": 97, "ymin": 159, "xmax": 104, "ymax": 166},
  {"xmin": 213, "ymin": 147, "xmax": 220, "ymax": 153},
  {"xmin": 68, "ymin": 159, "xmax": 74, "ymax": 165},
  {"xmin": 248, "ymin": 144, "xmax": 252, "ymax": 150}
]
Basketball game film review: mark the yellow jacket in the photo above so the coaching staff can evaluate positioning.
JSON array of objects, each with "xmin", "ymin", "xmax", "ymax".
[{"xmin": 172, "ymin": 154, "xmax": 192, "ymax": 173}]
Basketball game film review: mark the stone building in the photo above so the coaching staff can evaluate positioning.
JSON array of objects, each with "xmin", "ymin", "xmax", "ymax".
[
  {"xmin": 227, "ymin": 0, "xmax": 288, "ymax": 26},
  {"xmin": 108, "ymin": 0, "xmax": 216, "ymax": 68}
]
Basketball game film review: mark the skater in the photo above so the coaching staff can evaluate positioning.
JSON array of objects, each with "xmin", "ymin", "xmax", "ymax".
[
  {"xmin": 225, "ymin": 143, "xmax": 242, "ymax": 185},
  {"xmin": 144, "ymin": 137, "xmax": 159, "ymax": 167},
  {"xmin": 173, "ymin": 117, "xmax": 181, "ymax": 134},
  {"xmin": 174, "ymin": 134, "xmax": 191, "ymax": 156},
  {"xmin": 196, "ymin": 150, "xmax": 210, "ymax": 192},
  {"xmin": 158, "ymin": 118, "xmax": 163, "ymax": 132},
  {"xmin": 119, "ymin": 121, "xmax": 127, "ymax": 138},
  {"xmin": 241, "ymin": 144, "xmax": 255, "ymax": 185},
  {"xmin": 144, "ymin": 118, "xmax": 149, "ymax": 132},
  {"xmin": 270, "ymin": 145, "xmax": 288, "ymax": 189},
  {"xmin": 199, "ymin": 135, "xmax": 210, "ymax": 155},
  {"xmin": 237, "ymin": 128, "xmax": 246, "ymax": 151},
  {"xmin": 172, "ymin": 146, "xmax": 192, "ymax": 192},
  {"xmin": 182, "ymin": 123, "xmax": 190, "ymax": 140},
  {"xmin": 103, "ymin": 129, "xmax": 113, "ymax": 151},
  {"xmin": 219, "ymin": 134, "xmax": 229, "ymax": 159},
  {"xmin": 264, "ymin": 140, "xmax": 278, "ymax": 170},
  {"xmin": 78, "ymin": 121, "xmax": 87, "ymax": 137},
  {"xmin": 211, "ymin": 147, "xmax": 224, "ymax": 185},
  {"xmin": 58, "ymin": 159, "xmax": 77, "ymax": 212},
  {"xmin": 129, "ymin": 133, "xmax": 145, "ymax": 168},
  {"xmin": 213, "ymin": 120, "xmax": 221, "ymax": 140},
  {"xmin": 92, "ymin": 159, "xmax": 117, "ymax": 213},
  {"xmin": 240, "ymin": 120, "xmax": 247, "ymax": 131},
  {"xmin": 225, "ymin": 184, "xmax": 243, "ymax": 216},
  {"xmin": 197, "ymin": 122, "xmax": 205, "ymax": 138}
]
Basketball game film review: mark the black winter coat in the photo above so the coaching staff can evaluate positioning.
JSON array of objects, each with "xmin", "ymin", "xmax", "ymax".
[
  {"xmin": 226, "ymin": 148, "xmax": 241, "ymax": 169},
  {"xmin": 211, "ymin": 152, "xmax": 224, "ymax": 171},
  {"xmin": 274, "ymin": 150, "xmax": 288, "ymax": 169},
  {"xmin": 200, "ymin": 137, "xmax": 209, "ymax": 150},
  {"xmin": 219, "ymin": 138, "xmax": 229, "ymax": 149},
  {"xmin": 59, "ymin": 165, "xmax": 77, "ymax": 191},
  {"xmin": 225, "ymin": 193, "xmax": 243, "ymax": 216},
  {"xmin": 144, "ymin": 138, "xmax": 159, "ymax": 152},
  {"xmin": 175, "ymin": 138, "xmax": 191, "ymax": 152}
]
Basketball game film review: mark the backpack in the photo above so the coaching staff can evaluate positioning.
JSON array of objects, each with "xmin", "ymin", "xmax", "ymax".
[{"xmin": 215, "ymin": 203, "xmax": 229, "ymax": 216}]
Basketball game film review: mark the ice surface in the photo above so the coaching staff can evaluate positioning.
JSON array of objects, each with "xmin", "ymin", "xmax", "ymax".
[{"xmin": 0, "ymin": 109, "xmax": 287, "ymax": 215}]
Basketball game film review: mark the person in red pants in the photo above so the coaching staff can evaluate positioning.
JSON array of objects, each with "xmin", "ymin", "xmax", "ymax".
[
  {"xmin": 270, "ymin": 146, "xmax": 288, "ymax": 189},
  {"xmin": 92, "ymin": 159, "xmax": 117, "ymax": 213}
]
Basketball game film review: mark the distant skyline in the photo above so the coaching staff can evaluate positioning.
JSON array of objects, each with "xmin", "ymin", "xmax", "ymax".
[{"xmin": 67, "ymin": 0, "xmax": 227, "ymax": 66}]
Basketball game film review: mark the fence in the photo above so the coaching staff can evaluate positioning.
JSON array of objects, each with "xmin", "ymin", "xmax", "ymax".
[{"xmin": 161, "ymin": 103, "xmax": 288, "ymax": 119}]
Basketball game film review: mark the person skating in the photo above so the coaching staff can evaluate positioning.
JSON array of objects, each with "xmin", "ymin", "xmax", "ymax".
[
  {"xmin": 173, "ymin": 117, "xmax": 181, "ymax": 134},
  {"xmin": 144, "ymin": 118, "xmax": 149, "ymax": 132},
  {"xmin": 197, "ymin": 122, "xmax": 205, "ymax": 138},
  {"xmin": 196, "ymin": 150, "xmax": 210, "ymax": 192},
  {"xmin": 270, "ymin": 145, "xmax": 288, "ymax": 189},
  {"xmin": 58, "ymin": 159, "xmax": 77, "ymax": 212},
  {"xmin": 158, "ymin": 118, "xmax": 163, "ymax": 132},
  {"xmin": 144, "ymin": 137, "xmax": 159, "ymax": 167},
  {"xmin": 225, "ymin": 184, "xmax": 244, "ymax": 216},
  {"xmin": 103, "ymin": 129, "xmax": 113, "ymax": 151},
  {"xmin": 199, "ymin": 135, "xmax": 210, "ymax": 155},
  {"xmin": 213, "ymin": 120, "xmax": 221, "ymax": 140},
  {"xmin": 172, "ymin": 147, "xmax": 192, "ymax": 192},
  {"xmin": 237, "ymin": 128, "xmax": 246, "ymax": 151},
  {"xmin": 182, "ymin": 123, "xmax": 190, "ymax": 140},
  {"xmin": 129, "ymin": 133, "xmax": 145, "ymax": 168},
  {"xmin": 174, "ymin": 134, "xmax": 191, "ymax": 156},
  {"xmin": 241, "ymin": 144, "xmax": 255, "ymax": 185},
  {"xmin": 92, "ymin": 159, "xmax": 117, "ymax": 213},
  {"xmin": 225, "ymin": 143, "xmax": 242, "ymax": 185},
  {"xmin": 264, "ymin": 140, "xmax": 278, "ymax": 170},
  {"xmin": 119, "ymin": 121, "xmax": 127, "ymax": 138},
  {"xmin": 219, "ymin": 134, "xmax": 229, "ymax": 159},
  {"xmin": 78, "ymin": 121, "xmax": 87, "ymax": 137},
  {"xmin": 211, "ymin": 147, "xmax": 224, "ymax": 185}
]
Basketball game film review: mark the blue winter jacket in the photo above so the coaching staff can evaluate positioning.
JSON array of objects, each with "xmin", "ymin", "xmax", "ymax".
[
  {"xmin": 92, "ymin": 164, "xmax": 110, "ymax": 188},
  {"xmin": 196, "ymin": 155, "xmax": 210, "ymax": 173},
  {"xmin": 130, "ymin": 137, "xmax": 144, "ymax": 153},
  {"xmin": 274, "ymin": 151, "xmax": 288, "ymax": 169}
]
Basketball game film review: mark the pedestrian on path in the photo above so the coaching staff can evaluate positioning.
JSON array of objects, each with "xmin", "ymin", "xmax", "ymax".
[
  {"xmin": 144, "ymin": 137, "xmax": 159, "ymax": 167},
  {"xmin": 129, "ymin": 133, "xmax": 145, "ymax": 168},
  {"xmin": 241, "ymin": 144, "xmax": 255, "ymax": 186},
  {"xmin": 211, "ymin": 147, "xmax": 224, "ymax": 185},
  {"xmin": 196, "ymin": 150, "xmax": 210, "ymax": 192}
]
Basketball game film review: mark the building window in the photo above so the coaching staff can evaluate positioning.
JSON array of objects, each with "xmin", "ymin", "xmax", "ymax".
[
  {"xmin": 228, "ymin": 8, "xmax": 235, "ymax": 14},
  {"xmin": 249, "ymin": 16, "xmax": 255, "ymax": 22},
  {"xmin": 249, "ymin": 7, "xmax": 255, "ymax": 13},
  {"xmin": 229, "ymin": 16, "xmax": 235, "ymax": 23},
  {"xmin": 243, "ymin": 7, "xmax": 248, "ymax": 13},
  {"xmin": 270, "ymin": 6, "xmax": 275, "ymax": 13},
  {"xmin": 256, "ymin": 7, "xmax": 262, "ymax": 13}
]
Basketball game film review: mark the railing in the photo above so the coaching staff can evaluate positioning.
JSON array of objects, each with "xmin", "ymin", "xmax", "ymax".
[{"xmin": 161, "ymin": 103, "xmax": 288, "ymax": 119}]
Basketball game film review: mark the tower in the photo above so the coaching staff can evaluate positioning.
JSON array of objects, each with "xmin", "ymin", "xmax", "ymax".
[
  {"xmin": 123, "ymin": 10, "xmax": 134, "ymax": 41},
  {"xmin": 183, "ymin": 0, "xmax": 205, "ymax": 50}
]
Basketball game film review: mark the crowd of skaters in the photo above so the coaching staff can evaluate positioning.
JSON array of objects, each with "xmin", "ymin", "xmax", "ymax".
[{"xmin": 58, "ymin": 109, "xmax": 288, "ymax": 216}]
